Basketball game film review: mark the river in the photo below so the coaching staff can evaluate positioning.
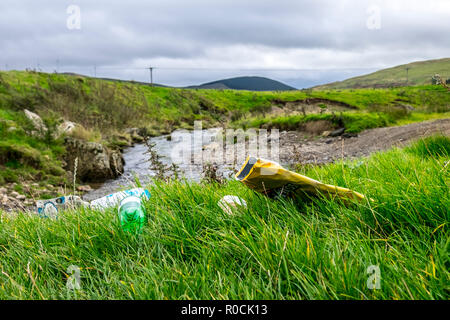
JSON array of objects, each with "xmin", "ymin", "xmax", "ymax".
[{"xmin": 83, "ymin": 128, "xmax": 234, "ymax": 201}]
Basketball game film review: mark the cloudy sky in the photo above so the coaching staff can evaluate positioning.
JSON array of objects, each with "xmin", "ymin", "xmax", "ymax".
[{"xmin": 0, "ymin": 0, "xmax": 449, "ymax": 88}]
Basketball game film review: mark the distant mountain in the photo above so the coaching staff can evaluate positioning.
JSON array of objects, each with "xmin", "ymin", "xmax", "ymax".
[
  {"xmin": 314, "ymin": 58, "xmax": 450, "ymax": 89},
  {"xmin": 188, "ymin": 76, "xmax": 296, "ymax": 91}
]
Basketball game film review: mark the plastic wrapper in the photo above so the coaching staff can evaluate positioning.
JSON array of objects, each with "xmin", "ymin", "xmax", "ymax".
[{"xmin": 236, "ymin": 156, "xmax": 366, "ymax": 203}]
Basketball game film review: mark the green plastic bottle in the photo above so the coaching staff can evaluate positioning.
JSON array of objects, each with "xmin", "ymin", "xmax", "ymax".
[{"xmin": 118, "ymin": 196, "xmax": 146, "ymax": 233}]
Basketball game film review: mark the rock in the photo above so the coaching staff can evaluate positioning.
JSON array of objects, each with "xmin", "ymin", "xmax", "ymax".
[
  {"xmin": 0, "ymin": 187, "xmax": 6, "ymax": 194},
  {"xmin": 125, "ymin": 128, "xmax": 145, "ymax": 142},
  {"xmin": 77, "ymin": 185, "xmax": 92, "ymax": 192},
  {"xmin": 24, "ymin": 109, "xmax": 48, "ymax": 137},
  {"xmin": 0, "ymin": 195, "xmax": 8, "ymax": 205},
  {"xmin": 342, "ymin": 132, "xmax": 358, "ymax": 139},
  {"xmin": 10, "ymin": 191, "xmax": 19, "ymax": 198},
  {"xmin": 111, "ymin": 133, "xmax": 133, "ymax": 148},
  {"xmin": 322, "ymin": 131, "xmax": 331, "ymax": 137},
  {"xmin": 132, "ymin": 134, "xmax": 144, "ymax": 143},
  {"xmin": 16, "ymin": 194, "xmax": 26, "ymax": 201},
  {"xmin": 329, "ymin": 128, "xmax": 345, "ymax": 137},
  {"xmin": 64, "ymin": 137, "xmax": 125, "ymax": 183},
  {"xmin": 57, "ymin": 121, "xmax": 77, "ymax": 136},
  {"xmin": 110, "ymin": 152, "xmax": 125, "ymax": 176}
]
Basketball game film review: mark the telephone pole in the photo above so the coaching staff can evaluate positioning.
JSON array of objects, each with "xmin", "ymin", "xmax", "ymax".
[
  {"xmin": 148, "ymin": 67, "xmax": 154, "ymax": 87},
  {"xmin": 405, "ymin": 67, "xmax": 411, "ymax": 84}
]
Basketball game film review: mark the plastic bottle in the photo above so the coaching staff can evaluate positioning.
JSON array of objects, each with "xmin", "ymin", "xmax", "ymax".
[
  {"xmin": 37, "ymin": 195, "xmax": 89, "ymax": 219},
  {"xmin": 218, "ymin": 195, "xmax": 247, "ymax": 215},
  {"xmin": 39, "ymin": 201, "xmax": 58, "ymax": 219},
  {"xmin": 90, "ymin": 188, "xmax": 150, "ymax": 211},
  {"xmin": 118, "ymin": 196, "xmax": 146, "ymax": 233}
]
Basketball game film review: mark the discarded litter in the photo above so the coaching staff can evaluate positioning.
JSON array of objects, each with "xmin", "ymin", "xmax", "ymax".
[
  {"xmin": 35, "ymin": 188, "xmax": 151, "ymax": 227},
  {"xmin": 118, "ymin": 195, "xmax": 147, "ymax": 233},
  {"xmin": 218, "ymin": 195, "xmax": 247, "ymax": 215},
  {"xmin": 89, "ymin": 188, "xmax": 150, "ymax": 211},
  {"xmin": 40, "ymin": 202, "xmax": 58, "ymax": 219},
  {"xmin": 36, "ymin": 195, "xmax": 89, "ymax": 219},
  {"xmin": 235, "ymin": 156, "xmax": 366, "ymax": 202}
]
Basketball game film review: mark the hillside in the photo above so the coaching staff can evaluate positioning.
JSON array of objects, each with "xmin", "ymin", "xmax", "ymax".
[
  {"xmin": 189, "ymin": 76, "xmax": 296, "ymax": 91},
  {"xmin": 314, "ymin": 58, "xmax": 450, "ymax": 89}
]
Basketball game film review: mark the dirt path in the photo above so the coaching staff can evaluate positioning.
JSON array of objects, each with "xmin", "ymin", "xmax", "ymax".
[{"xmin": 278, "ymin": 118, "xmax": 450, "ymax": 165}]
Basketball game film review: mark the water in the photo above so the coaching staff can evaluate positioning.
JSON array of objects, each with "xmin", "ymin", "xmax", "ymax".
[{"xmin": 83, "ymin": 128, "xmax": 234, "ymax": 201}]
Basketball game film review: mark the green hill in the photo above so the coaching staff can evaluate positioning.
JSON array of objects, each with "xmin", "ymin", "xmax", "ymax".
[
  {"xmin": 315, "ymin": 58, "xmax": 450, "ymax": 89},
  {"xmin": 189, "ymin": 76, "xmax": 297, "ymax": 91}
]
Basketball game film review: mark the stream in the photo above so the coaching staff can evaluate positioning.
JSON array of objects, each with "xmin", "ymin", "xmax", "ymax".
[{"xmin": 83, "ymin": 128, "xmax": 234, "ymax": 201}]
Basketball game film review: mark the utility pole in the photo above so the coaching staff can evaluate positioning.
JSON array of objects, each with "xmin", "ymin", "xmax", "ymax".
[
  {"xmin": 94, "ymin": 64, "xmax": 97, "ymax": 78},
  {"xmin": 148, "ymin": 67, "xmax": 154, "ymax": 87},
  {"xmin": 405, "ymin": 67, "xmax": 411, "ymax": 84}
]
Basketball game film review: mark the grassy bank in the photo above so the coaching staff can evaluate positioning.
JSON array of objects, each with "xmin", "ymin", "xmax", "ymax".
[
  {"xmin": 238, "ymin": 111, "xmax": 450, "ymax": 133},
  {"xmin": 0, "ymin": 136, "xmax": 448, "ymax": 299}
]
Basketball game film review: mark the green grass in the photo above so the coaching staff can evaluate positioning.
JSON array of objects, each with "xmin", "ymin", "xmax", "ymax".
[
  {"xmin": 315, "ymin": 57, "xmax": 450, "ymax": 89},
  {"xmin": 406, "ymin": 135, "xmax": 450, "ymax": 158},
  {"xmin": 0, "ymin": 136, "xmax": 448, "ymax": 299}
]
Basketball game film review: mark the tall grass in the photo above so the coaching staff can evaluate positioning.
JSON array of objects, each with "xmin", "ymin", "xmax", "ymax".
[{"xmin": 0, "ymin": 136, "xmax": 448, "ymax": 299}]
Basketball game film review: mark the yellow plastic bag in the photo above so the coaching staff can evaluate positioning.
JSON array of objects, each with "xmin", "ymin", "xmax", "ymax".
[{"xmin": 236, "ymin": 156, "xmax": 366, "ymax": 202}]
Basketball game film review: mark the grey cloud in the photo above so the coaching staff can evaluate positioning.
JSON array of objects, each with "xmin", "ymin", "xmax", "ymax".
[{"xmin": 0, "ymin": 0, "xmax": 448, "ymax": 87}]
